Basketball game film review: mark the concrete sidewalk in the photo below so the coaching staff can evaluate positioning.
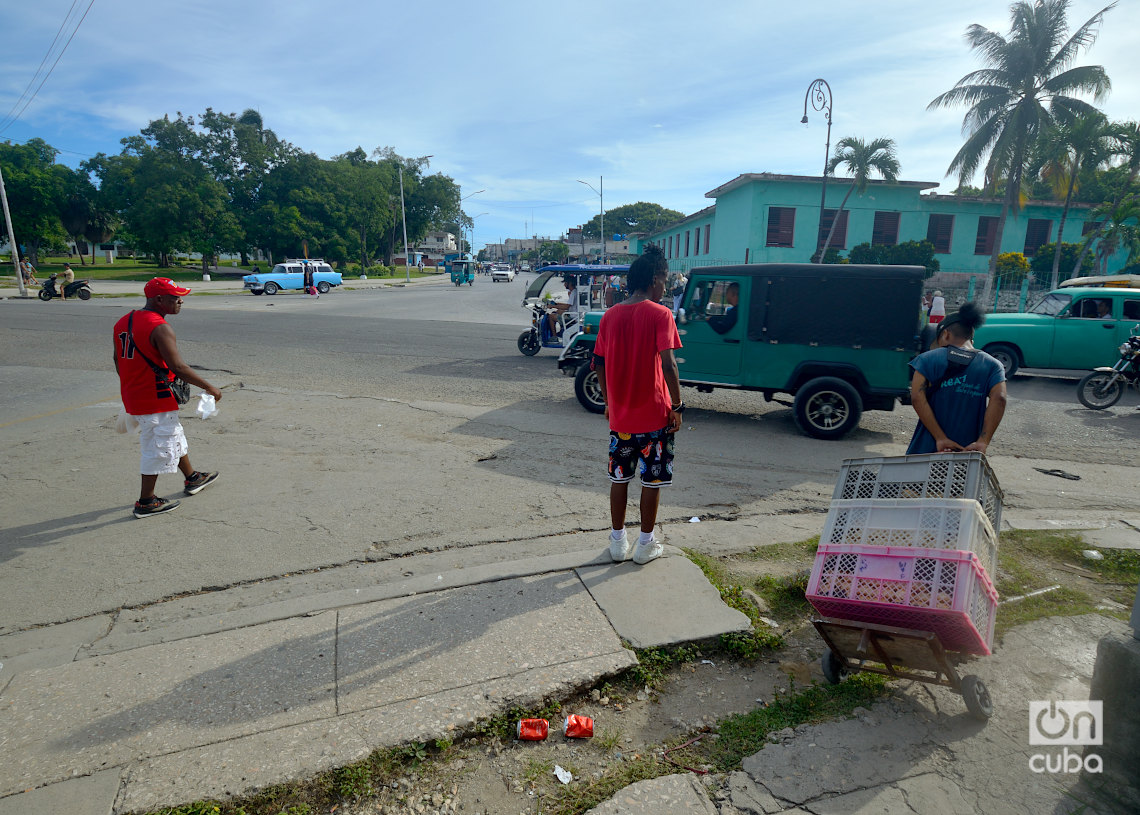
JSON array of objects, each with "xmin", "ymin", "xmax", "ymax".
[
  {"xmin": 0, "ymin": 271, "xmax": 450, "ymax": 299},
  {"xmin": 0, "ymin": 540, "xmax": 750, "ymax": 815}
]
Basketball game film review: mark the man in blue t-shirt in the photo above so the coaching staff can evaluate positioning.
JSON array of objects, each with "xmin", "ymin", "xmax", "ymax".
[{"xmin": 907, "ymin": 303, "xmax": 1007, "ymax": 454}]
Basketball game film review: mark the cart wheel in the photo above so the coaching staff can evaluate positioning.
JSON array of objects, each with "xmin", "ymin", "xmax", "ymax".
[
  {"xmin": 821, "ymin": 649, "xmax": 849, "ymax": 685},
  {"xmin": 961, "ymin": 675, "xmax": 992, "ymax": 721}
]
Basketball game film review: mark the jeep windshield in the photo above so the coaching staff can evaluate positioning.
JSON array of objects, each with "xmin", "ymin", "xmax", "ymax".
[{"xmin": 1028, "ymin": 292, "xmax": 1072, "ymax": 316}]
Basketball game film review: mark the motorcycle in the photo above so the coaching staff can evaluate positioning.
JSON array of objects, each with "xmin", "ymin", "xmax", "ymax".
[
  {"xmin": 1077, "ymin": 323, "xmax": 1140, "ymax": 409},
  {"xmin": 38, "ymin": 274, "xmax": 93, "ymax": 301},
  {"xmin": 517, "ymin": 300, "xmax": 577, "ymax": 356}
]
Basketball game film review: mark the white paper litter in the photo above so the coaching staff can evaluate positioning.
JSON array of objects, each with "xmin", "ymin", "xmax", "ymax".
[
  {"xmin": 701, "ymin": 659, "xmax": 715, "ymax": 666},
  {"xmin": 1082, "ymin": 549, "xmax": 1104, "ymax": 561},
  {"xmin": 689, "ymin": 516, "xmax": 701, "ymax": 523},
  {"xmin": 554, "ymin": 765, "xmax": 572, "ymax": 784}
]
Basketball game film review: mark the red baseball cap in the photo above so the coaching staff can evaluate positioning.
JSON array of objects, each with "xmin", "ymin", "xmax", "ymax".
[{"xmin": 144, "ymin": 277, "xmax": 192, "ymax": 298}]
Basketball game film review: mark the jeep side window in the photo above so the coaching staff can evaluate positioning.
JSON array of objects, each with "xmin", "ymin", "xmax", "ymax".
[{"xmin": 688, "ymin": 280, "xmax": 734, "ymax": 320}]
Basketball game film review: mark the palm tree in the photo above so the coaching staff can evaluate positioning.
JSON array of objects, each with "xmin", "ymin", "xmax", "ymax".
[
  {"xmin": 1083, "ymin": 196, "xmax": 1140, "ymax": 274},
  {"xmin": 1071, "ymin": 120, "xmax": 1140, "ymax": 276},
  {"xmin": 928, "ymin": 0, "xmax": 1114, "ymax": 297},
  {"xmin": 819, "ymin": 136, "xmax": 900, "ymax": 259},
  {"xmin": 1035, "ymin": 110, "xmax": 1118, "ymax": 287}
]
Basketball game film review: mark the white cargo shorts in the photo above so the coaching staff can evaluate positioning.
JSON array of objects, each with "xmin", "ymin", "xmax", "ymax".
[{"xmin": 135, "ymin": 411, "xmax": 188, "ymax": 475}]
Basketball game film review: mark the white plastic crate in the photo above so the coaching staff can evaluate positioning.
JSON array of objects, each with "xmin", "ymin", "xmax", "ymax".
[
  {"xmin": 834, "ymin": 452, "xmax": 1003, "ymax": 531},
  {"xmin": 807, "ymin": 544, "xmax": 998, "ymax": 655},
  {"xmin": 821, "ymin": 498, "xmax": 998, "ymax": 577}
]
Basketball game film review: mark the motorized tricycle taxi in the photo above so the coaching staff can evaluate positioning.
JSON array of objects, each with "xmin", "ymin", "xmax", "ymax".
[
  {"xmin": 449, "ymin": 258, "xmax": 476, "ymax": 286},
  {"xmin": 516, "ymin": 264, "xmax": 629, "ymax": 356}
]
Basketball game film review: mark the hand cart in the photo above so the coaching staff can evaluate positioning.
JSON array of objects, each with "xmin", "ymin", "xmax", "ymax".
[{"xmin": 812, "ymin": 616, "xmax": 993, "ymax": 721}]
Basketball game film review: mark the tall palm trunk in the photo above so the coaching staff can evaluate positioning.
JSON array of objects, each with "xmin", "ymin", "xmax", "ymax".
[
  {"xmin": 819, "ymin": 185, "xmax": 855, "ymax": 260},
  {"xmin": 1071, "ymin": 167, "xmax": 1139, "ymax": 277},
  {"xmin": 1050, "ymin": 169, "xmax": 1078, "ymax": 289}
]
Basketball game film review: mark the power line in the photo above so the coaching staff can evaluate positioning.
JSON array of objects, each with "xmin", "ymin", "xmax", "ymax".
[
  {"xmin": 0, "ymin": 0, "xmax": 85, "ymax": 132},
  {"xmin": 0, "ymin": 0, "xmax": 97, "ymax": 136}
]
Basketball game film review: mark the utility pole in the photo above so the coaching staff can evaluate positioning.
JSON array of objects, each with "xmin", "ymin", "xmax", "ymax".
[{"xmin": 0, "ymin": 163, "xmax": 26, "ymax": 297}]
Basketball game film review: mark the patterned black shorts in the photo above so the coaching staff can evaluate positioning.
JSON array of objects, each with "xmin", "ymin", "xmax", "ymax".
[{"xmin": 608, "ymin": 427, "xmax": 675, "ymax": 487}]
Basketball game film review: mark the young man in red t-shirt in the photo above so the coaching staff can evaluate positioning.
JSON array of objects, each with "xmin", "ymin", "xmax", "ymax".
[
  {"xmin": 113, "ymin": 278, "xmax": 223, "ymax": 518},
  {"xmin": 593, "ymin": 245, "xmax": 682, "ymax": 564}
]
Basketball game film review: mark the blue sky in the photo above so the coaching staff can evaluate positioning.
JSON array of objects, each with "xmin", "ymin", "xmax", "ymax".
[{"xmin": 1, "ymin": 1, "xmax": 1136, "ymax": 252}]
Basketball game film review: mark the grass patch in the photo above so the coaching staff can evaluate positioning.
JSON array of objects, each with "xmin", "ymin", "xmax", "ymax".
[
  {"xmin": 690, "ymin": 673, "xmax": 889, "ymax": 773},
  {"xmin": 994, "ymin": 529, "xmax": 1140, "ymax": 636},
  {"xmin": 628, "ymin": 644, "xmax": 701, "ymax": 689},
  {"xmin": 734, "ymin": 536, "xmax": 821, "ymax": 562},
  {"xmin": 754, "ymin": 570, "xmax": 813, "ymax": 619},
  {"xmin": 684, "ymin": 549, "xmax": 787, "ymax": 657}
]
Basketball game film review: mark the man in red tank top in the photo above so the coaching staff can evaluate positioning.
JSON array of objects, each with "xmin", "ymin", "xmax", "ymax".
[{"xmin": 113, "ymin": 278, "xmax": 223, "ymax": 518}]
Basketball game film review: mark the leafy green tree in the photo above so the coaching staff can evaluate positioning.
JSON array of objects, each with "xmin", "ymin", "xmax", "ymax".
[
  {"xmin": 846, "ymin": 240, "xmax": 940, "ymax": 277},
  {"xmin": 330, "ymin": 150, "xmax": 397, "ymax": 268},
  {"xmin": 928, "ymin": 0, "xmax": 1114, "ymax": 297},
  {"xmin": 1029, "ymin": 241, "xmax": 1094, "ymax": 278},
  {"xmin": 58, "ymin": 166, "xmax": 96, "ymax": 265},
  {"xmin": 0, "ymin": 138, "xmax": 68, "ymax": 264},
  {"xmin": 1071, "ymin": 120, "xmax": 1140, "ymax": 275},
  {"xmin": 1034, "ymin": 110, "xmax": 1120, "ymax": 286},
  {"xmin": 821, "ymin": 136, "xmax": 901, "ymax": 261},
  {"xmin": 580, "ymin": 202, "xmax": 685, "ymax": 239}
]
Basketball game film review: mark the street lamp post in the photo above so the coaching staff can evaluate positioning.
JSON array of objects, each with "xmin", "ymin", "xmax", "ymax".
[
  {"xmin": 458, "ymin": 189, "xmax": 485, "ymax": 260},
  {"xmin": 467, "ymin": 212, "xmax": 488, "ymax": 261},
  {"xmin": 577, "ymin": 177, "xmax": 604, "ymax": 264},
  {"xmin": 399, "ymin": 154, "xmax": 433, "ymax": 283},
  {"xmin": 801, "ymin": 79, "xmax": 833, "ymax": 264}
]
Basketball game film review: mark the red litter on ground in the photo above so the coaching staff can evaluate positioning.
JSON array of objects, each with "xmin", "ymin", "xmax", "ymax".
[
  {"xmin": 563, "ymin": 715, "xmax": 594, "ymax": 738},
  {"xmin": 516, "ymin": 719, "xmax": 549, "ymax": 740}
]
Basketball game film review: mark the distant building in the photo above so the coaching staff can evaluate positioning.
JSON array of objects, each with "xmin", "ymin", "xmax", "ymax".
[{"xmin": 631, "ymin": 172, "xmax": 1127, "ymax": 278}]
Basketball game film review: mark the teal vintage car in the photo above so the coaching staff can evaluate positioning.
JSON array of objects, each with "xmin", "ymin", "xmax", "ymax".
[
  {"xmin": 559, "ymin": 263, "xmax": 926, "ymax": 439},
  {"xmin": 972, "ymin": 286, "xmax": 1140, "ymax": 376}
]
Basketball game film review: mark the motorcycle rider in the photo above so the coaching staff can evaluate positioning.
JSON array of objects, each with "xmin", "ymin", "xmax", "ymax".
[
  {"xmin": 546, "ymin": 274, "xmax": 580, "ymax": 339},
  {"xmin": 57, "ymin": 263, "xmax": 76, "ymax": 300}
]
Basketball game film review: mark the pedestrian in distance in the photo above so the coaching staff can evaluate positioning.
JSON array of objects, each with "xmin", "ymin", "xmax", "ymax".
[
  {"xmin": 927, "ymin": 289, "xmax": 946, "ymax": 325},
  {"xmin": 907, "ymin": 302, "xmax": 1007, "ymax": 454},
  {"xmin": 113, "ymin": 278, "xmax": 222, "ymax": 518},
  {"xmin": 20, "ymin": 259, "xmax": 38, "ymax": 286},
  {"xmin": 592, "ymin": 244, "xmax": 683, "ymax": 565}
]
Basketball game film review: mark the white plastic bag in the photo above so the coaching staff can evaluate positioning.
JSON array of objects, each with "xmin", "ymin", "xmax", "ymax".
[
  {"xmin": 196, "ymin": 393, "xmax": 218, "ymax": 420},
  {"xmin": 115, "ymin": 408, "xmax": 140, "ymax": 434}
]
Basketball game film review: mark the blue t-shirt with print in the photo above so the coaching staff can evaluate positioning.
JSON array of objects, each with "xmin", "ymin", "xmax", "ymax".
[{"xmin": 907, "ymin": 346, "xmax": 1005, "ymax": 454}]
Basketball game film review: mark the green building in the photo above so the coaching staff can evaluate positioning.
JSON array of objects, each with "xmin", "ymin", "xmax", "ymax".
[{"xmin": 633, "ymin": 172, "xmax": 1124, "ymax": 279}]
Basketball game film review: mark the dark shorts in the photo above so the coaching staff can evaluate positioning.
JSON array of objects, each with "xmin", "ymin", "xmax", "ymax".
[{"xmin": 608, "ymin": 427, "xmax": 675, "ymax": 487}]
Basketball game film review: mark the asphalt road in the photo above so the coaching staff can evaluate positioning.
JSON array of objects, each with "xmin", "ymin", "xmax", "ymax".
[{"xmin": 2, "ymin": 278, "xmax": 1139, "ymax": 631}]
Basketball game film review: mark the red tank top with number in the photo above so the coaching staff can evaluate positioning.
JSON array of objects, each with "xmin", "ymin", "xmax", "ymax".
[{"xmin": 113, "ymin": 310, "xmax": 178, "ymax": 415}]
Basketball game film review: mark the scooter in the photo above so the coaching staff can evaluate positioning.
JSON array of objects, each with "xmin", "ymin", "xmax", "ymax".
[
  {"xmin": 517, "ymin": 301, "xmax": 578, "ymax": 356},
  {"xmin": 1076, "ymin": 323, "xmax": 1140, "ymax": 409},
  {"xmin": 38, "ymin": 274, "xmax": 93, "ymax": 301}
]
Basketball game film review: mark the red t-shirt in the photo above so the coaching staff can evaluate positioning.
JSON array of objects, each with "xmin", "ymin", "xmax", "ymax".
[
  {"xmin": 113, "ymin": 310, "xmax": 178, "ymax": 416},
  {"xmin": 594, "ymin": 299, "xmax": 682, "ymax": 433}
]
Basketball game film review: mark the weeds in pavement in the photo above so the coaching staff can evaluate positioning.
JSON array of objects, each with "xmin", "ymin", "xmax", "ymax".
[
  {"xmin": 684, "ymin": 549, "xmax": 786, "ymax": 656},
  {"xmin": 629, "ymin": 644, "xmax": 701, "ymax": 688},
  {"xmin": 994, "ymin": 530, "xmax": 1140, "ymax": 636},
  {"xmin": 471, "ymin": 699, "xmax": 564, "ymax": 742}
]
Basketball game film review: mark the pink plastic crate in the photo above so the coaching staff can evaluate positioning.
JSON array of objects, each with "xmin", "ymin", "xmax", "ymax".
[{"xmin": 807, "ymin": 544, "xmax": 998, "ymax": 655}]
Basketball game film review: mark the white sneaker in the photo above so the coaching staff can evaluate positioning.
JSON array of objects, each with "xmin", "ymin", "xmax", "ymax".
[
  {"xmin": 609, "ymin": 529, "xmax": 633, "ymax": 562},
  {"xmin": 633, "ymin": 538, "xmax": 663, "ymax": 565}
]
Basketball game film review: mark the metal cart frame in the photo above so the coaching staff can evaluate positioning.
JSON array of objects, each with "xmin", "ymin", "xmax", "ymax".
[{"xmin": 812, "ymin": 616, "xmax": 993, "ymax": 721}]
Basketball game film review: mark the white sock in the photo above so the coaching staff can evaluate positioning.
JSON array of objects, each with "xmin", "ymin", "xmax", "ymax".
[
  {"xmin": 611, "ymin": 529, "xmax": 625, "ymax": 540},
  {"xmin": 639, "ymin": 531, "xmax": 655, "ymax": 544}
]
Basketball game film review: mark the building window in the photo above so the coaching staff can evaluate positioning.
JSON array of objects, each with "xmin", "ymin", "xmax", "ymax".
[
  {"xmin": 975, "ymin": 216, "xmax": 998, "ymax": 255},
  {"xmin": 1082, "ymin": 220, "xmax": 1100, "ymax": 236},
  {"xmin": 1024, "ymin": 219, "xmax": 1052, "ymax": 256},
  {"xmin": 694, "ymin": 226, "xmax": 700, "ymax": 255},
  {"xmin": 871, "ymin": 211, "xmax": 900, "ymax": 246},
  {"xmin": 668, "ymin": 235, "xmax": 673, "ymax": 258},
  {"xmin": 817, "ymin": 209, "xmax": 849, "ymax": 250},
  {"xmin": 704, "ymin": 224, "xmax": 711, "ymax": 254},
  {"xmin": 926, "ymin": 214, "xmax": 954, "ymax": 254},
  {"xmin": 766, "ymin": 207, "xmax": 795, "ymax": 247},
  {"xmin": 685, "ymin": 230, "xmax": 691, "ymax": 256}
]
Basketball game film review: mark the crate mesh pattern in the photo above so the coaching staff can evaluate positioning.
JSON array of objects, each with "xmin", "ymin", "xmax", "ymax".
[
  {"xmin": 835, "ymin": 453, "xmax": 1003, "ymax": 531},
  {"xmin": 808, "ymin": 545, "xmax": 998, "ymax": 655}
]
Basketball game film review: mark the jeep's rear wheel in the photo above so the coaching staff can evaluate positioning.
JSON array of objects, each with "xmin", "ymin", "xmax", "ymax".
[{"xmin": 793, "ymin": 377, "xmax": 863, "ymax": 440}]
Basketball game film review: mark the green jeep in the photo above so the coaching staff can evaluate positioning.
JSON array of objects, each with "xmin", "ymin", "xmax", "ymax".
[{"xmin": 557, "ymin": 263, "xmax": 926, "ymax": 440}]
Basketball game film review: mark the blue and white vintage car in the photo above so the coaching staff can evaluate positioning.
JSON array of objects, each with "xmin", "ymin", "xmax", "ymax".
[{"xmin": 243, "ymin": 260, "xmax": 343, "ymax": 295}]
